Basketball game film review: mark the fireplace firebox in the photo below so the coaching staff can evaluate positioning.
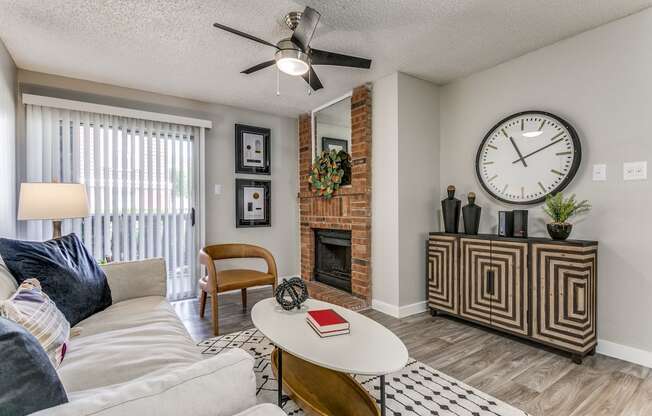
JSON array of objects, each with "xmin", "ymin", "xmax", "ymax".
[{"xmin": 314, "ymin": 229, "xmax": 352, "ymax": 293}]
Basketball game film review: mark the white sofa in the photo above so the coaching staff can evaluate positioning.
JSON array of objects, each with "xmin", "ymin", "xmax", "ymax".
[{"xmin": 0, "ymin": 258, "xmax": 286, "ymax": 416}]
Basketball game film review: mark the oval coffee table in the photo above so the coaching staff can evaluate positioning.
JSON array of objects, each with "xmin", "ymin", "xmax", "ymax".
[{"xmin": 251, "ymin": 298, "xmax": 408, "ymax": 416}]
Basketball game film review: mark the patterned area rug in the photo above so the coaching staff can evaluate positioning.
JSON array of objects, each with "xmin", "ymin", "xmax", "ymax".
[{"xmin": 198, "ymin": 329, "xmax": 528, "ymax": 416}]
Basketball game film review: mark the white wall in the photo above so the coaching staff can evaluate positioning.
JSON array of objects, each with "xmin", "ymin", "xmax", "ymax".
[
  {"xmin": 397, "ymin": 73, "xmax": 440, "ymax": 307},
  {"xmin": 439, "ymin": 8, "xmax": 652, "ymax": 361},
  {"xmin": 371, "ymin": 73, "xmax": 400, "ymax": 308},
  {"xmin": 372, "ymin": 72, "xmax": 440, "ymax": 316},
  {"xmin": 15, "ymin": 70, "xmax": 300, "ymax": 278},
  {"xmin": 0, "ymin": 40, "xmax": 16, "ymax": 238}
]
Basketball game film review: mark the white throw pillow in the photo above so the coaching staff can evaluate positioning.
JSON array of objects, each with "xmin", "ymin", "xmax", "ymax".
[
  {"xmin": 0, "ymin": 254, "xmax": 17, "ymax": 300},
  {"xmin": 0, "ymin": 278, "xmax": 71, "ymax": 367}
]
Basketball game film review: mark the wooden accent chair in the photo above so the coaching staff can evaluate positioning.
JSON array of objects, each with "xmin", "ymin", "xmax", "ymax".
[{"xmin": 198, "ymin": 244, "xmax": 278, "ymax": 336}]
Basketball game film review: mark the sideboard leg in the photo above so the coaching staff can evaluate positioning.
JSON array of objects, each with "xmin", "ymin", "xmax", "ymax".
[
  {"xmin": 588, "ymin": 347, "xmax": 596, "ymax": 356},
  {"xmin": 572, "ymin": 354, "xmax": 583, "ymax": 365},
  {"xmin": 430, "ymin": 308, "xmax": 438, "ymax": 317}
]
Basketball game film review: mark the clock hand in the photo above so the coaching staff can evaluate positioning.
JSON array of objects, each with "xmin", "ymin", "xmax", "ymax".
[
  {"xmin": 509, "ymin": 136, "xmax": 528, "ymax": 167},
  {"xmin": 512, "ymin": 138, "xmax": 565, "ymax": 164}
]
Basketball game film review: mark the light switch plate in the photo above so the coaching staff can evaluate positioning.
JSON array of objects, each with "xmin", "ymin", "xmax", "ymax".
[
  {"xmin": 623, "ymin": 161, "xmax": 647, "ymax": 181},
  {"xmin": 592, "ymin": 164, "xmax": 607, "ymax": 181},
  {"xmin": 214, "ymin": 184, "xmax": 223, "ymax": 195}
]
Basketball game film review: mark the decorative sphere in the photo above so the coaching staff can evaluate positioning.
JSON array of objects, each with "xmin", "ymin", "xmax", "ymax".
[{"xmin": 274, "ymin": 277, "xmax": 309, "ymax": 311}]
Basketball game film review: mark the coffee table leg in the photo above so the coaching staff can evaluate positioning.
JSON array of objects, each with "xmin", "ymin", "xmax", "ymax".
[
  {"xmin": 380, "ymin": 374, "xmax": 386, "ymax": 416},
  {"xmin": 277, "ymin": 348, "xmax": 283, "ymax": 407}
]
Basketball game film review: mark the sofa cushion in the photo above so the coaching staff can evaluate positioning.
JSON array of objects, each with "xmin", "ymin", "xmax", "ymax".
[
  {"xmin": 0, "ymin": 233, "xmax": 112, "ymax": 326},
  {"xmin": 0, "ymin": 278, "xmax": 70, "ymax": 368},
  {"xmin": 0, "ymin": 317, "xmax": 68, "ymax": 415},
  {"xmin": 58, "ymin": 296, "xmax": 199, "ymax": 395},
  {"xmin": 31, "ymin": 349, "xmax": 257, "ymax": 416},
  {"xmin": 0, "ymin": 254, "xmax": 18, "ymax": 300}
]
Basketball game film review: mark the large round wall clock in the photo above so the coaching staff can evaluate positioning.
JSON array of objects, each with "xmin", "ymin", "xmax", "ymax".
[{"xmin": 475, "ymin": 111, "xmax": 581, "ymax": 205}]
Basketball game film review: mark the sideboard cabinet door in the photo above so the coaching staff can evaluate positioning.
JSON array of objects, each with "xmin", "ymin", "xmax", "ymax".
[
  {"xmin": 531, "ymin": 243, "xmax": 598, "ymax": 354},
  {"xmin": 427, "ymin": 235, "xmax": 458, "ymax": 314},
  {"xmin": 488, "ymin": 241, "xmax": 529, "ymax": 336},
  {"xmin": 459, "ymin": 238, "xmax": 493, "ymax": 326}
]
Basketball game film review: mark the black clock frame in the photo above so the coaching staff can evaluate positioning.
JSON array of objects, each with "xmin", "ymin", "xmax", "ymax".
[{"xmin": 475, "ymin": 110, "xmax": 582, "ymax": 205}]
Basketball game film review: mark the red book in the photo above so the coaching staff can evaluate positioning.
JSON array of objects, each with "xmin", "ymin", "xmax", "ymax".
[
  {"xmin": 306, "ymin": 318, "xmax": 350, "ymax": 337},
  {"xmin": 307, "ymin": 309, "xmax": 350, "ymax": 332}
]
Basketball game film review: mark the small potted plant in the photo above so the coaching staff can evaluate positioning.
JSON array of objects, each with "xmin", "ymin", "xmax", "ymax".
[{"xmin": 543, "ymin": 193, "xmax": 591, "ymax": 240}]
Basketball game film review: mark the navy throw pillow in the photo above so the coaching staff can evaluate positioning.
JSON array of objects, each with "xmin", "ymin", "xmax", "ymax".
[
  {"xmin": 0, "ymin": 317, "xmax": 68, "ymax": 415},
  {"xmin": 0, "ymin": 233, "xmax": 112, "ymax": 326}
]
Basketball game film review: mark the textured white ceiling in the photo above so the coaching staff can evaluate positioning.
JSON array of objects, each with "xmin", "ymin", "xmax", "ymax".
[{"xmin": 1, "ymin": 0, "xmax": 651, "ymax": 117}]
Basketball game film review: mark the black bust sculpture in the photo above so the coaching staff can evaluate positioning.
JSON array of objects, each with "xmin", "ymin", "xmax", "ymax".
[
  {"xmin": 462, "ymin": 192, "xmax": 481, "ymax": 235},
  {"xmin": 441, "ymin": 185, "xmax": 461, "ymax": 233}
]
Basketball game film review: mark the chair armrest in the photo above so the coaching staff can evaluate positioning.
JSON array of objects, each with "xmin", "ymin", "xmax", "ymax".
[
  {"xmin": 31, "ymin": 349, "xmax": 257, "ymax": 416},
  {"xmin": 101, "ymin": 258, "xmax": 167, "ymax": 303}
]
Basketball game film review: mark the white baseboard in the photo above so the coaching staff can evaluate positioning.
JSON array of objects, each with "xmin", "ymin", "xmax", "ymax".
[
  {"xmin": 372, "ymin": 299, "xmax": 427, "ymax": 318},
  {"xmin": 597, "ymin": 339, "xmax": 652, "ymax": 368}
]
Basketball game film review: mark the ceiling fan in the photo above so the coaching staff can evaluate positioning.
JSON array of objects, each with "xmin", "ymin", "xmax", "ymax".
[{"xmin": 212, "ymin": 6, "xmax": 372, "ymax": 91}]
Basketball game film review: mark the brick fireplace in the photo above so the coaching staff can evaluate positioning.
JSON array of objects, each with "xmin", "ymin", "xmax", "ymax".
[{"xmin": 299, "ymin": 85, "xmax": 372, "ymax": 305}]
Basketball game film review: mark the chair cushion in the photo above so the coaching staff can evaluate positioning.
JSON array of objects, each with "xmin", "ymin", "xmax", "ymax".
[
  {"xmin": 59, "ymin": 296, "xmax": 199, "ymax": 395},
  {"xmin": 0, "ymin": 317, "xmax": 68, "ymax": 415},
  {"xmin": 0, "ymin": 233, "xmax": 112, "ymax": 326},
  {"xmin": 1, "ymin": 278, "xmax": 70, "ymax": 368},
  {"xmin": 200, "ymin": 269, "xmax": 275, "ymax": 292}
]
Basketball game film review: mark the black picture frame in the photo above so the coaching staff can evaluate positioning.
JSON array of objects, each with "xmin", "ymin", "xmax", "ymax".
[
  {"xmin": 235, "ymin": 179, "xmax": 271, "ymax": 228},
  {"xmin": 321, "ymin": 137, "xmax": 348, "ymax": 154},
  {"xmin": 235, "ymin": 124, "xmax": 271, "ymax": 175}
]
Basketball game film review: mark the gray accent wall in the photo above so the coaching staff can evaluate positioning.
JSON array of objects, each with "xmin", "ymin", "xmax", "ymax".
[
  {"xmin": 439, "ymin": 8, "xmax": 652, "ymax": 354},
  {"xmin": 15, "ymin": 70, "xmax": 300, "ymax": 278},
  {"xmin": 0, "ymin": 40, "xmax": 16, "ymax": 238}
]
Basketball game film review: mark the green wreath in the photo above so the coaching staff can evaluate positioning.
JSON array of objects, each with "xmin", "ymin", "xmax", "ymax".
[{"xmin": 308, "ymin": 149, "xmax": 349, "ymax": 199}]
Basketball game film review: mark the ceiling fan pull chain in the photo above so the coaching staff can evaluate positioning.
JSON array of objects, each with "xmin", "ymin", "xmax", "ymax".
[
  {"xmin": 276, "ymin": 66, "xmax": 280, "ymax": 96},
  {"xmin": 307, "ymin": 59, "xmax": 312, "ymax": 96}
]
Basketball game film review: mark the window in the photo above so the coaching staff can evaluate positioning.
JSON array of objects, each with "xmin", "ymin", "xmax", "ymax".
[{"xmin": 25, "ymin": 105, "xmax": 201, "ymax": 300}]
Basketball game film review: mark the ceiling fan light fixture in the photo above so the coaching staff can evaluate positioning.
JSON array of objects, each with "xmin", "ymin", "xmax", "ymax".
[{"xmin": 275, "ymin": 47, "xmax": 309, "ymax": 76}]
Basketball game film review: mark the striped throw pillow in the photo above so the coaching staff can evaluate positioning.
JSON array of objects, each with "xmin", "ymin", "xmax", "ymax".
[{"xmin": 0, "ymin": 278, "xmax": 70, "ymax": 368}]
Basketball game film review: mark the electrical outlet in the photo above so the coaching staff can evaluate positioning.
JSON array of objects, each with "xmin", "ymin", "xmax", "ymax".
[
  {"xmin": 592, "ymin": 164, "xmax": 607, "ymax": 181},
  {"xmin": 623, "ymin": 161, "xmax": 647, "ymax": 181}
]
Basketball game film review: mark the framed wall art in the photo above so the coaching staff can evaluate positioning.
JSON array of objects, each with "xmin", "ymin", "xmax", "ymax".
[
  {"xmin": 235, "ymin": 179, "xmax": 271, "ymax": 228},
  {"xmin": 235, "ymin": 124, "xmax": 271, "ymax": 175},
  {"xmin": 321, "ymin": 137, "xmax": 348, "ymax": 154}
]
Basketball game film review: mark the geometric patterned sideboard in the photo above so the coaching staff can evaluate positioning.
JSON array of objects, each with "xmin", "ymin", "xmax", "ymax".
[{"xmin": 427, "ymin": 232, "xmax": 598, "ymax": 364}]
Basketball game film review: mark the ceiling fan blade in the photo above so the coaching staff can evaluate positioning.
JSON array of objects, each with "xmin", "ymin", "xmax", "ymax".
[
  {"xmin": 291, "ymin": 6, "xmax": 321, "ymax": 51},
  {"xmin": 213, "ymin": 22, "xmax": 278, "ymax": 49},
  {"xmin": 302, "ymin": 66, "xmax": 324, "ymax": 91},
  {"xmin": 310, "ymin": 48, "xmax": 372, "ymax": 69},
  {"xmin": 241, "ymin": 60, "xmax": 276, "ymax": 74}
]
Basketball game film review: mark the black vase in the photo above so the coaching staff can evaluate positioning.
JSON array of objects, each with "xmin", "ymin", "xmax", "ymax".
[
  {"xmin": 441, "ymin": 185, "xmax": 461, "ymax": 233},
  {"xmin": 462, "ymin": 192, "xmax": 481, "ymax": 235},
  {"xmin": 547, "ymin": 223, "xmax": 573, "ymax": 240}
]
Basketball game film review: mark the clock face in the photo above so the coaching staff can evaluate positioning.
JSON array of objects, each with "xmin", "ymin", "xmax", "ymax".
[{"xmin": 476, "ymin": 111, "xmax": 581, "ymax": 205}]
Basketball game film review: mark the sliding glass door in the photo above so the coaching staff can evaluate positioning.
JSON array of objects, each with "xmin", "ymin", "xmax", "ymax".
[{"xmin": 25, "ymin": 105, "xmax": 199, "ymax": 300}]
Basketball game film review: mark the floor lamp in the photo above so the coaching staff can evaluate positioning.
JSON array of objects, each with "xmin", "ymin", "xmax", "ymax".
[{"xmin": 18, "ymin": 183, "xmax": 90, "ymax": 239}]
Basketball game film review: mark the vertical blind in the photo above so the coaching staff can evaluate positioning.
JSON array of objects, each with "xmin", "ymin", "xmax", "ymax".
[{"xmin": 25, "ymin": 104, "xmax": 200, "ymax": 300}]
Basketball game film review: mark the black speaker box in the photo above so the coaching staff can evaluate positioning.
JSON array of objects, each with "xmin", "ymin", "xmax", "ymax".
[
  {"xmin": 513, "ymin": 210, "xmax": 529, "ymax": 238},
  {"xmin": 498, "ymin": 211, "xmax": 514, "ymax": 237}
]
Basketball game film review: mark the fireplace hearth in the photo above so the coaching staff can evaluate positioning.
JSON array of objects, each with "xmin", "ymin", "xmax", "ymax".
[{"xmin": 314, "ymin": 229, "xmax": 352, "ymax": 293}]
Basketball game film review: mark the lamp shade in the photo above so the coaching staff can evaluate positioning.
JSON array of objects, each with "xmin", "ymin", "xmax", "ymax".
[{"xmin": 18, "ymin": 183, "xmax": 89, "ymax": 220}]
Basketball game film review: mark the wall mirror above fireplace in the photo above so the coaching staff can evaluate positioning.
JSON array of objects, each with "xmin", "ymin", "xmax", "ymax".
[{"xmin": 311, "ymin": 93, "xmax": 352, "ymax": 161}]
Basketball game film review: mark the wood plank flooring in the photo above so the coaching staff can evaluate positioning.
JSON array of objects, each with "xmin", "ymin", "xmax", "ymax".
[{"xmin": 173, "ymin": 288, "xmax": 650, "ymax": 416}]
